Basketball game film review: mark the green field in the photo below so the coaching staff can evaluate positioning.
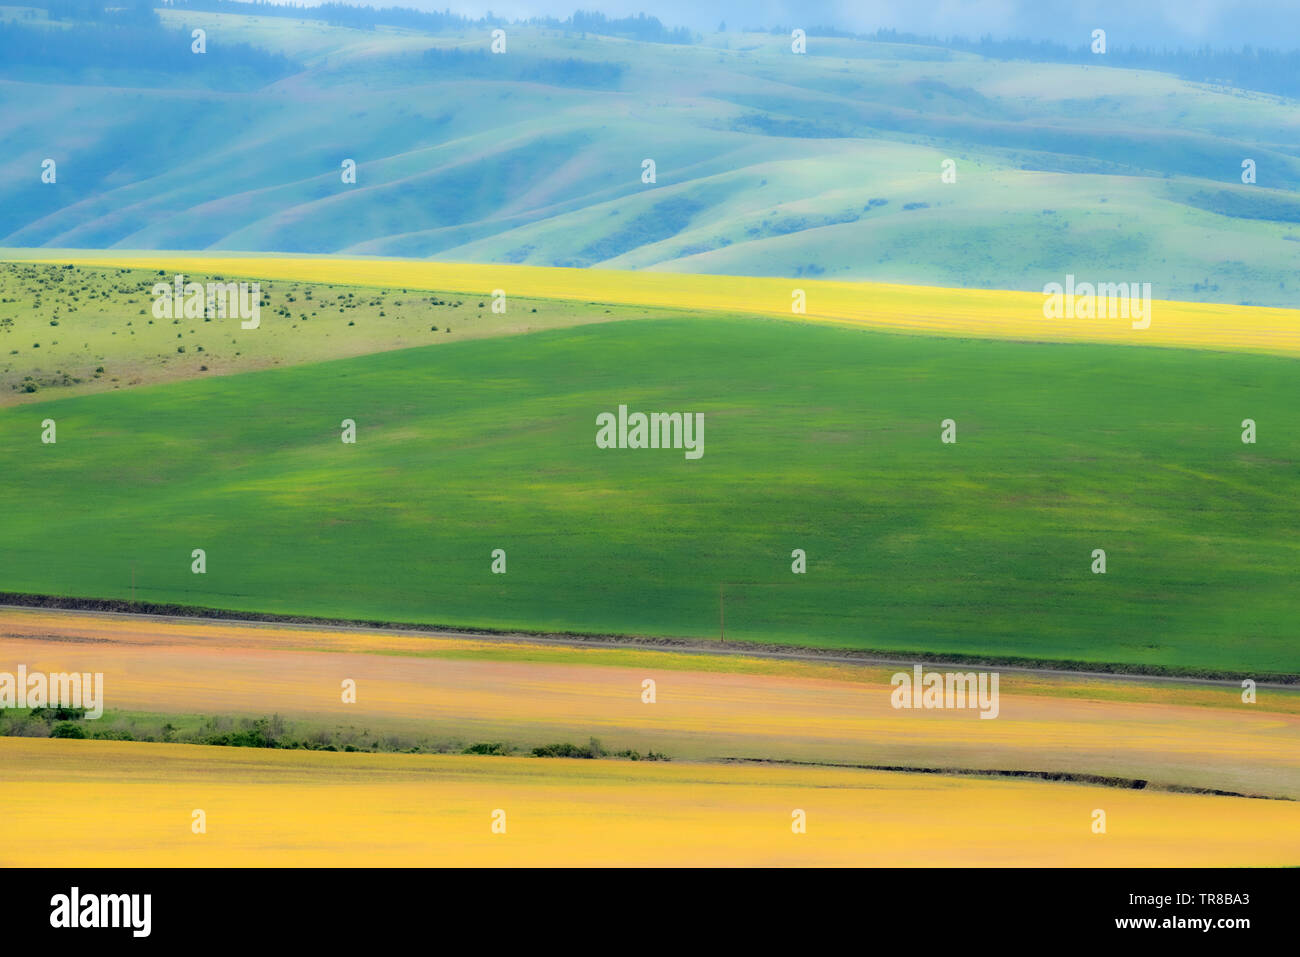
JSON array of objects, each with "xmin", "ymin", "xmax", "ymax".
[{"xmin": 2, "ymin": 311, "xmax": 1296, "ymax": 674}]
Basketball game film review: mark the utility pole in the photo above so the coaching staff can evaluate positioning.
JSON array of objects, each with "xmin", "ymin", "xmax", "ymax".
[{"xmin": 719, "ymin": 584, "xmax": 724, "ymax": 643}]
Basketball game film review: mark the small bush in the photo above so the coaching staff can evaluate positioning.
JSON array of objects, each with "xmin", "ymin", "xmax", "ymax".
[
  {"xmin": 92, "ymin": 728, "xmax": 135, "ymax": 741},
  {"xmin": 463, "ymin": 742, "xmax": 510, "ymax": 756},
  {"xmin": 31, "ymin": 706, "xmax": 86, "ymax": 721},
  {"xmin": 532, "ymin": 738, "xmax": 604, "ymax": 759}
]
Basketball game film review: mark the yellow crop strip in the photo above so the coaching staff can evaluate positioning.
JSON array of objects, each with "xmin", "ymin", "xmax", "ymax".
[
  {"xmin": 9, "ymin": 251, "xmax": 1300, "ymax": 357},
  {"xmin": 4, "ymin": 738, "xmax": 1297, "ymax": 867}
]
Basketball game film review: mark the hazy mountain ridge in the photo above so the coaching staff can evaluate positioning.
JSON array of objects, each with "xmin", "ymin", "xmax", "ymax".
[{"xmin": 2, "ymin": 2, "xmax": 1299, "ymax": 305}]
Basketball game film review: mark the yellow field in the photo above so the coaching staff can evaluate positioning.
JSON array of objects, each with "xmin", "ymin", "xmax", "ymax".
[
  {"xmin": 4, "ymin": 609, "xmax": 1297, "ymax": 800},
  {"xmin": 3, "ymin": 738, "xmax": 1295, "ymax": 867},
  {"xmin": 8, "ymin": 251, "xmax": 1300, "ymax": 357}
]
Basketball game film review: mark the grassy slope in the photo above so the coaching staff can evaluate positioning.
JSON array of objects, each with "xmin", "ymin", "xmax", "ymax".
[
  {"xmin": 2, "ymin": 18, "xmax": 1299, "ymax": 304},
  {"xmin": 1, "ymin": 315, "xmax": 1296, "ymax": 673},
  {"xmin": 0, "ymin": 261, "xmax": 693, "ymax": 403}
]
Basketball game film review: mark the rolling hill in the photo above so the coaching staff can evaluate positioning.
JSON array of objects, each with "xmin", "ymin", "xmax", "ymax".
[
  {"xmin": 2, "ymin": 5, "xmax": 1300, "ymax": 305},
  {"xmin": 2, "ymin": 270, "xmax": 1296, "ymax": 674}
]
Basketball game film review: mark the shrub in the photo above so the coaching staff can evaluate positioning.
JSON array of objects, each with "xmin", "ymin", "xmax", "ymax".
[
  {"xmin": 92, "ymin": 728, "xmax": 134, "ymax": 741},
  {"xmin": 30, "ymin": 706, "xmax": 86, "ymax": 721},
  {"xmin": 532, "ymin": 738, "xmax": 604, "ymax": 759},
  {"xmin": 463, "ymin": 742, "xmax": 510, "ymax": 755}
]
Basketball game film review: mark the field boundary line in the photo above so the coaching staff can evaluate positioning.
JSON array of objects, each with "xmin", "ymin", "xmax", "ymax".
[{"xmin": 1, "ymin": 592, "xmax": 1295, "ymax": 687}]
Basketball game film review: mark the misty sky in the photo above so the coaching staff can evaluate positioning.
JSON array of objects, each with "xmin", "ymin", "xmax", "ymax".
[{"xmin": 327, "ymin": 0, "xmax": 1299, "ymax": 50}]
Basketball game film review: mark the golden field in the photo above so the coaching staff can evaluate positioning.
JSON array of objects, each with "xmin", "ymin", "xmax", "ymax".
[
  {"xmin": 9, "ymin": 251, "xmax": 1300, "ymax": 357},
  {"xmin": 3, "ymin": 609, "xmax": 1297, "ymax": 800},
  {"xmin": 3, "ymin": 738, "xmax": 1297, "ymax": 867}
]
